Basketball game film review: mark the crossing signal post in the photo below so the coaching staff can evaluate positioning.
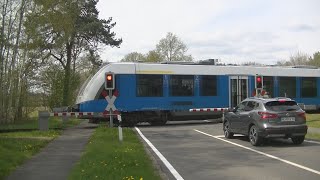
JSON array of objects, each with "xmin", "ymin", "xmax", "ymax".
[
  {"xmin": 105, "ymin": 72, "xmax": 115, "ymax": 127},
  {"xmin": 255, "ymin": 75, "xmax": 263, "ymax": 97}
]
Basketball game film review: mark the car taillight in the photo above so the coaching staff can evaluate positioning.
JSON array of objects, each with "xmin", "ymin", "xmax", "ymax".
[
  {"xmin": 298, "ymin": 112, "xmax": 306, "ymax": 121},
  {"xmin": 258, "ymin": 112, "xmax": 278, "ymax": 119}
]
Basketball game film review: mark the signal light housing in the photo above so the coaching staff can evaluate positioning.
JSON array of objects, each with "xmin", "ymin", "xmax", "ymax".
[
  {"xmin": 105, "ymin": 72, "xmax": 115, "ymax": 90},
  {"xmin": 256, "ymin": 75, "xmax": 263, "ymax": 89}
]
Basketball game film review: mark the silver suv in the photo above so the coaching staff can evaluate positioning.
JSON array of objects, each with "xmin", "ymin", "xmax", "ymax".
[{"xmin": 223, "ymin": 97, "xmax": 308, "ymax": 146}]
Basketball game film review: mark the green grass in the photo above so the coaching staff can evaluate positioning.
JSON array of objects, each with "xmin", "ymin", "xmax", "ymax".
[
  {"xmin": 305, "ymin": 113, "xmax": 320, "ymax": 141},
  {"xmin": 0, "ymin": 131, "xmax": 56, "ymax": 179},
  {"xmin": 0, "ymin": 117, "xmax": 84, "ymax": 130},
  {"xmin": 0, "ymin": 130, "xmax": 61, "ymax": 139},
  {"xmin": 0, "ymin": 117, "xmax": 84, "ymax": 179},
  {"xmin": 69, "ymin": 126, "xmax": 162, "ymax": 180},
  {"xmin": 306, "ymin": 132, "xmax": 320, "ymax": 141},
  {"xmin": 306, "ymin": 113, "xmax": 320, "ymax": 128},
  {"xmin": 0, "ymin": 139, "xmax": 50, "ymax": 179}
]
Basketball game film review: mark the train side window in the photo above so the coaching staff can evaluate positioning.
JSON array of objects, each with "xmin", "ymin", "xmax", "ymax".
[
  {"xmin": 136, "ymin": 75, "xmax": 163, "ymax": 97},
  {"xmin": 279, "ymin": 77, "xmax": 296, "ymax": 98},
  {"xmin": 201, "ymin": 75, "xmax": 217, "ymax": 96},
  {"xmin": 301, "ymin": 77, "xmax": 317, "ymax": 97},
  {"xmin": 170, "ymin": 75, "xmax": 194, "ymax": 96},
  {"xmin": 263, "ymin": 76, "xmax": 274, "ymax": 97}
]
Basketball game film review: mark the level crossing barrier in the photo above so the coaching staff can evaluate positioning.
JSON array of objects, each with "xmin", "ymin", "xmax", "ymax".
[
  {"xmin": 189, "ymin": 107, "xmax": 230, "ymax": 122},
  {"xmin": 38, "ymin": 111, "xmax": 120, "ymax": 131}
]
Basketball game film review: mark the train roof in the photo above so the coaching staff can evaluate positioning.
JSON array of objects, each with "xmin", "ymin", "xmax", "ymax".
[{"xmin": 100, "ymin": 62, "xmax": 320, "ymax": 77}]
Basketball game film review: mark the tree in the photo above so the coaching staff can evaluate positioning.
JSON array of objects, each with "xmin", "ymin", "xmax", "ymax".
[
  {"xmin": 156, "ymin": 32, "xmax": 193, "ymax": 62},
  {"xmin": 276, "ymin": 51, "xmax": 309, "ymax": 66},
  {"xmin": 309, "ymin": 51, "xmax": 320, "ymax": 67},
  {"xmin": 242, "ymin": 61, "xmax": 263, "ymax": 66},
  {"xmin": 120, "ymin": 52, "xmax": 145, "ymax": 62},
  {"xmin": 0, "ymin": 0, "xmax": 35, "ymax": 123},
  {"xmin": 24, "ymin": 0, "xmax": 122, "ymax": 106},
  {"xmin": 144, "ymin": 50, "xmax": 163, "ymax": 62}
]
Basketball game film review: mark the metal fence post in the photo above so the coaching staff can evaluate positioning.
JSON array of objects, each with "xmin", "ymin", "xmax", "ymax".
[{"xmin": 39, "ymin": 111, "xmax": 50, "ymax": 131}]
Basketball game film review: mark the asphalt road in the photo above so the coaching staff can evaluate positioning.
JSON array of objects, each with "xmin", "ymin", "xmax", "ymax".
[{"xmin": 136, "ymin": 120, "xmax": 320, "ymax": 180}]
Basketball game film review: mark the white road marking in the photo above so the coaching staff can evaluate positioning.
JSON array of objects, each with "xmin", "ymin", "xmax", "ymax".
[
  {"xmin": 203, "ymin": 120, "xmax": 210, "ymax": 122},
  {"xmin": 135, "ymin": 127, "xmax": 184, "ymax": 180},
  {"xmin": 214, "ymin": 135, "xmax": 320, "ymax": 145},
  {"xmin": 194, "ymin": 129, "xmax": 320, "ymax": 176}
]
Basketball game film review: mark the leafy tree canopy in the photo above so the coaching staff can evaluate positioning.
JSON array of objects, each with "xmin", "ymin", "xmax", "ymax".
[
  {"xmin": 24, "ymin": 0, "xmax": 122, "ymax": 105},
  {"xmin": 156, "ymin": 32, "xmax": 193, "ymax": 62},
  {"xmin": 276, "ymin": 51, "xmax": 320, "ymax": 67},
  {"xmin": 121, "ymin": 32, "xmax": 193, "ymax": 63},
  {"xmin": 120, "ymin": 52, "xmax": 145, "ymax": 62}
]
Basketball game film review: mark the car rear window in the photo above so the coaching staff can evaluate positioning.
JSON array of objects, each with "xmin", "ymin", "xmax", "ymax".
[{"xmin": 265, "ymin": 101, "xmax": 300, "ymax": 112}]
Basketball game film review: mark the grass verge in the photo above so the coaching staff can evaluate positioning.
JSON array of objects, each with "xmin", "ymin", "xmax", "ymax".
[
  {"xmin": 0, "ymin": 118, "xmax": 83, "ymax": 179},
  {"xmin": 69, "ymin": 126, "xmax": 162, "ymax": 180},
  {"xmin": 0, "ymin": 135, "xmax": 52, "ymax": 179},
  {"xmin": 305, "ymin": 113, "xmax": 320, "ymax": 141},
  {"xmin": 306, "ymin": 114, "xmax": 320, "ymax": 128},
  {"xmin": 0, "ymin": 117, "xmax": 83, "ymax": 131},
  {"xmin": 306, "ymin": 133, "xmax": 320, "ymax": 141}
]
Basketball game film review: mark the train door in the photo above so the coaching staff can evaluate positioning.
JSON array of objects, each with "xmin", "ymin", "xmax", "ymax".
[{"xmin": 230, "ymin": 76, "xmax": 248, "ymax": 108}]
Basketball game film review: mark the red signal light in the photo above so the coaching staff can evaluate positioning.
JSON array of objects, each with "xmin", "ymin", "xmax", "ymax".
[
  {"xmin": 256, "ymin": 75, "xmax": 263, "ymax": 89},
  {"xmin": 105, "ymin": 72, "xmax": 115, "ymax": 90},
  {"xmin": 257, "ymin": 77, "xmax": 261, "ymax": 83},
  {"xmin": 107, "ymin": 75, "xmax": 112, "ymax": 81}
]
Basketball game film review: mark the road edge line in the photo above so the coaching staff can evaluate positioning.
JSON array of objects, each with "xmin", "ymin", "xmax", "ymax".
[
  {"xmin": 194, "ymin": 129, "xmax": 320, "ymax": 176},
  {"xmin": 135, "ymin": 127, "xmax": 184, "ymax": 180}
]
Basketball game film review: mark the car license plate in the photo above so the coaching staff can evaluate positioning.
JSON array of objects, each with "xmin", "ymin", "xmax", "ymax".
[{"xmin": 281, "ymin": 117, "xmax": 295, "ymax": 121}]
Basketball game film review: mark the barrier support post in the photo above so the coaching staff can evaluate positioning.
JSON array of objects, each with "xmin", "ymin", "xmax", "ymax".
[
  {"xmin": 118, "ymin": 114, "xmax": 123, "ymax": 142},
  {"xmin": 109, "ymin": 90, "xmax": 113, "ymax": 127},
  {"xmin": 222, "ymin": 111, "xmax": 225, "ymax": 123},
  {"xmin": 39, "ymin": 111, "xmax": 50, "ymax": 131}
]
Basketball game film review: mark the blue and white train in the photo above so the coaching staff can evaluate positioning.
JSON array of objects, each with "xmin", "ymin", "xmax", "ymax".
[{"xmin": 76, "ymin": 62, "xmax": 320, "ymax": 125}]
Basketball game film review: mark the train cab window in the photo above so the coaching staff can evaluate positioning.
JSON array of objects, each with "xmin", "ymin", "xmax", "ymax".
[
  {"xmin": 301, "ymin": 77, "xmax": 317, "ymax": 97},
  {"xmin": 170, "ymin": 75, "xmax": 194, "ymax": 96},
  {"xmin": 136, "ymin": 75, "xmax": 163, "ymax": 97},
  {"xmin": 279, "ymin": 77, "xmax": 296, "ymax": 98},
  {"xmin": 201, "ymin": 75, "xmax": 217, "ymax": 96}
]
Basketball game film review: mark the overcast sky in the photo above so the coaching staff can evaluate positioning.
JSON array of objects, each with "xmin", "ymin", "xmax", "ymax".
[{"xmin": 96, "ymin": 0, "xmax": 320, "ymax": 65}]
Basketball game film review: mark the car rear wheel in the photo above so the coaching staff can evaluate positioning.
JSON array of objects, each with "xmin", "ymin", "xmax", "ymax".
[
  {"xmin": 291, "ymin": 136, "xmax": 305, "ymax": 145},
  {"xmin": 249, "ymin": 125, "xmax": 262, "ymax": 146},
  {"xmin": 224, "ymin": 121, "xmax": 234, "ymax": 139}
]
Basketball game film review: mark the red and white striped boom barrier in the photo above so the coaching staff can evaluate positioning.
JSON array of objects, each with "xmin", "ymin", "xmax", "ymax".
[
  {"xmin": 189, "ymin": 108, "xmax": 230, "ymax": 112},
  {"xmin": 50, "ymin": 112, "xmax": 93, "ymax": 117},
  {"xmin": 39, "ymin": 111, "xmax": 121, "ymax": 131},
  {"xmin": 49, "ymin": 111, "xmax": 120, "ymax": 117}
]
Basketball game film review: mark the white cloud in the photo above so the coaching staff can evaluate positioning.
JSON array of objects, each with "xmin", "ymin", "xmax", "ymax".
[{"xmin": 97, "ymin": 0, "xmax": 320, "ymax": 64}]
